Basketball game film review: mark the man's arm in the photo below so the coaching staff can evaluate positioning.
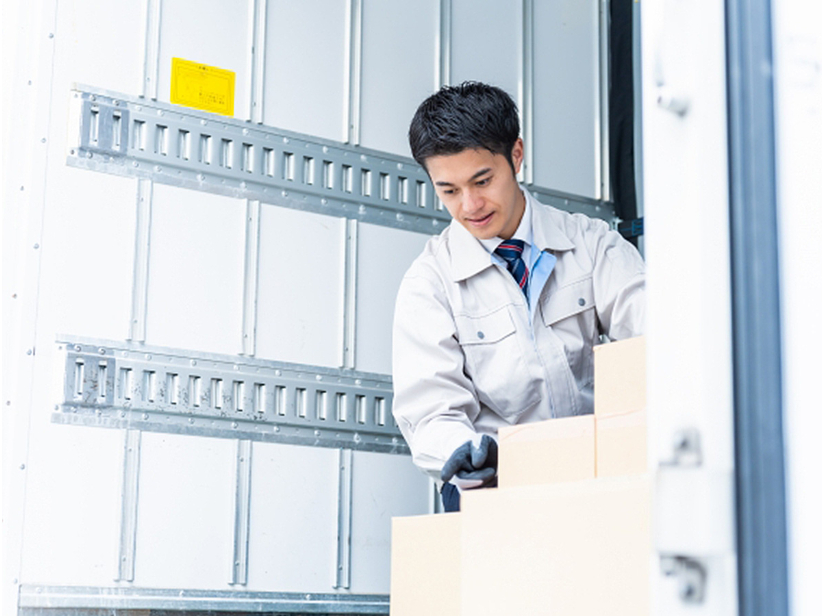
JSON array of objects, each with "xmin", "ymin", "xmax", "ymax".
[
  {"xmin": 392, "ymin": 271, "xmax": 485, "ymax": 480},
  {"xmin": 586, "ymin": 219, "xmax": 646, "ymax": 340}
]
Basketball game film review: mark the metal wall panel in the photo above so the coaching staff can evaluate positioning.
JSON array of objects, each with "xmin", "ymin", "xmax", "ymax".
[
  {"xmin": 144, "ymin": 184, "xmax": 246, "ymax": 355},
  {"xmin": 348, "ymin": 451, "xmax": 431, "ymax": 593},
  {"xmin": 264, "ymin": 0, "xmax": 349, "ymax": 141},
  {"xmin": 354, "ymin": 223, "xmax": 432, "ymax": 374},
  {"xmin": 156, "ymin": 0, "xmax": 251, "ymax": 119},
  {"xmin": 450, "ymin": 0, "xmax": 521, "ymax": 99},
  {"xmin": 54, "ymin": 0, "xmax": 144, "ymax": 94},
  {"xmin": 133, "ymin": 432, "xmax": 236, "ymax": 589},
  {"xmin": 255, "ymin": 204, "xmax": 344, "ymax": 368},
  {"xmin": 359, "ymin": 0, "xmax": 439, "ymax": 157},
  {"xmin": 532, "ymin": 0, "xmax": 599, "ymax": 198},
  {"xmin": 245, "ymin": 442, "xmax": 338, "ymax": 592},
  {"xmin": 20, "ymin": 424, "xmax": 123, "ymax": 586}
]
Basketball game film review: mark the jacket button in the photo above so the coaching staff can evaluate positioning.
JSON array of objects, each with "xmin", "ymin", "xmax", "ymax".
[
  {"xmin": 477, "ymin": 331, "xmax": 485, "ymax": 340},
  {"xmin": 578, "ymin": 298, "xmax": 586, "ymax": 306}
]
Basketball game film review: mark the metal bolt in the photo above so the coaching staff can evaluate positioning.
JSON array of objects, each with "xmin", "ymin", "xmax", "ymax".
[
  {"xmin": 98, "ymin": 348, "xmax": 106, "ymax": 355},
  {"xmin": 316, "ymin": 375, "xmax": 322, "ymax": 381},
  {"xmin": 74, "ymin": 345, "xmax": 82, "ymax": 351},
  {"xmin": 314, "ymin": 430, "xmax": 321, "ymax": 437},
  {"xmin": 19, "ymin": 464, "xmax": 25, "ymax": 470},
  {"xmin": 242, "ymin": 128, "xmax": 249, "ymax": 135},
  {"xmin": 6, "ymin": 401, "xmax": 11, "ymax": 406},
  {"xmin": 48, "ymin": 33, "xmax": 54, "ymax": 38},
  {"xmin": 86, "ymin": 152, "xmax": 93, "ymax": 159},
  {"xmin": 189, "ymin": 418, "xmax": 195, "ymax": 424},
  {"xmin": 33, "ymin": 243, "xmax": 39, "ymax": 249},
  {"xmin": 143, "ymin": 413, "xmax": 149, "ymax": 420},
  {"xmin": 54, "ymin": 405, "xmax": 59, "ymax": 410},
  {"xmin": 275, "ymin": 370, "xmax": 281, "ymax": 377},
  {"xmin": 26, "ymin": 349, "xmax": 32, "ymax": 356},
  {"xmin": 283, "ymin": 137, "xmax": 289, "ymax": 144},
  {"xmin": 190, "ymin": 360, "xmax": 197, "ymax": 366},
  {"xmin": 321, "ymin": 198, "xmax": 327, "ymax": 205},
  {"xmin": 274, "ymin": 426, "xmax": 280, "ymax": 432},
  {"xmin": 232, "ymin": 422, "xmax": 238, "ymax": 428},
  {"xmin": 132, "ymin": 161, "xmax": 139, "ymax": 167},
  {"xmin": 12, "ymin": 294, "xmax": 17, "ymax": 299},
  {"xmin": 41, "ymin": 137, "xmax": 46, "ymax": 143}
]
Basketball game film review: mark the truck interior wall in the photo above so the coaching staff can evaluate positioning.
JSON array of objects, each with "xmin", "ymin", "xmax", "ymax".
[{"xmin": 4, "ymin": 0, "xmax": 617, "ymax": 614}]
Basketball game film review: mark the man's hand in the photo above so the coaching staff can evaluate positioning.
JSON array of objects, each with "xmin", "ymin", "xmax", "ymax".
[{"xmin": 441, "ymin": 434, "xmax": 498, "ymax": 490}]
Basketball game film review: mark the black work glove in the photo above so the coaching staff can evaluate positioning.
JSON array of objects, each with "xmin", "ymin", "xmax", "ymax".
[{"xmin": 440, "ymin": 434, "xmax": 498, "ymax": 490}]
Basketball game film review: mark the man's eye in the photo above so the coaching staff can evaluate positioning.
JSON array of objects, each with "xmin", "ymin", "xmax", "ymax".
[
  {"xmin": 476, "ymin": 178, "xmax": 489, "ymax": 186},
  {"xmin": 443, "ymin": 189, "xmax": 455, "ymax": 195}
]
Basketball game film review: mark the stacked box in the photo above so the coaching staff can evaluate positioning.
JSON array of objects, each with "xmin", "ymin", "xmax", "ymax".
[
  {"xmin": 460, "ymin": 476, "xmax": 651, "ymax": 615},
  {"xmin": 390, "ymin": 336, "xmax": 650, "ymax": 614},
  {"xmin": 390, "ymin": 513, "xmax": 461, "ymax": 616},
  {"xmin": 497, "ymin": 415, "xmax": 596, "ymax": 487},
  {"xmin": 594, "ymin": 336, "xmax": 647, "ymax": 477}
]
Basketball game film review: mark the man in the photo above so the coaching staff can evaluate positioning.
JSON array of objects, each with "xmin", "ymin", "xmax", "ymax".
[{"xmin": 392, "ymin": 82, "xmax": 645, "ymax": 512}]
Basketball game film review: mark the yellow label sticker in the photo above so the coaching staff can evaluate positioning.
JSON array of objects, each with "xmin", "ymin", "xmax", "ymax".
[{"xmin": 170, "ymin": 57, "xmax": 235, "ymax": 116}]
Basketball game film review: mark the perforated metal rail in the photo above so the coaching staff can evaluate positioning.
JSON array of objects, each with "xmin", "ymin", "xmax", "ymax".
[
  {"xmin": 66, "ymin": 85, "xmax": 615, "ymax": 230},
  {"xmin": 52, "ymin": 336, "xmax": 406, "ymax": 454},
  {"xmin": 66, "ymin": 86, "xmax": 448, "ymax": 234}
]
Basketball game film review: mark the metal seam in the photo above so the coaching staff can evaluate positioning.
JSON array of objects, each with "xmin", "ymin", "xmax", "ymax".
[
  {"xmin": 250, "ymin": 0, "xmax": 267, "ymax": 124},
  {"xmin": 522, "ymin": 0, "xmax": 535, "ymax": 186},
  {"xmin": 142, "ymin": 0, "xmax": 162, "ymax": 100},
  {"xmin": 346, "ymin": 0, "xmax": 363, "ymax": 145},
  {"xmin": 598, "ymin": 0, "xmax": 612, "ymax": 202},
  {"xmin": 129, "ymin": 180, "xmax": 152, "ymax": 343},
  {"xmin": 241, "ymin": 200, "xmax": 261, "ymax": 357},
  {"xmin": 231, "ymin": 439, "xmax": 253, "ymax": 585},
  {"xmin": 116, "ymin": 429, "xmax": 141, "ymax": 582},
  {"xmin": 438, "ymin": 0, "xmax": 452, "ymax": 88},
  {"xmin": 334, "ymin": 448, "xmax": 354, "ymax": 589},
  {"xmin": 342, "ymin": 219, "xmax": 358, "ymax": 369}
]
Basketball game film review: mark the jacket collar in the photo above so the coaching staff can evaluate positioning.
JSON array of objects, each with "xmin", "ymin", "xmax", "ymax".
[{"xmin": 449, "ymin": 187, "xmax": 574, "ymax": 282}]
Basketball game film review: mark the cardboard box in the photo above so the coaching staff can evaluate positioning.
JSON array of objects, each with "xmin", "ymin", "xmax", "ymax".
[
  {"xmin": 594, "ymin": 336, "xmax": 646, "ymax": 417},
  {"xmin": 460, "ymin": 476, "xmax": 651, "ymax": 616},
  {"xmin": 498, "ymin": 415, "xmax": 596, "ymax": 488},
  {"xmin": 596, "ymin": 408, "xmax": 647, "ymax": 477},
  {"xmin": 390, "ymin": 513, "xmax": 461, "ymax": 616}
]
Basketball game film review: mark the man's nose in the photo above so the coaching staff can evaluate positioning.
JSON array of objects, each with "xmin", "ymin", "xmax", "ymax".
[{"xmin": 463, "ymin": 189, "xmax": 483, "ymax": 213}]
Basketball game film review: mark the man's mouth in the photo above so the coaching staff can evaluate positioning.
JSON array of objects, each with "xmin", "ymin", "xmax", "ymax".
[{"xmin": 467, "ymin": 212, "xmax": 494, "ymax": 226}]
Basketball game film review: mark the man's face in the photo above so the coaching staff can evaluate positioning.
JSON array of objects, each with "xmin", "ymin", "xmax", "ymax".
[{"xmin": 425, "ymin": 139, "xmax": 525, "ymax": 240}]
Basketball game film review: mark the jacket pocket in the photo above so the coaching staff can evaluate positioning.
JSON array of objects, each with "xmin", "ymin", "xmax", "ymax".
[
  {"xmin": 540, "ymin": 276, "xmax": 598, "ymax": 389},
  {"xmin": 455, "ymin": 306, "xmax": 540, "ymax": 420}
]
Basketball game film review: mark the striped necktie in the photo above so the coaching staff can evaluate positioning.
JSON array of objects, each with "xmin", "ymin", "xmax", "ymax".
[{"xmin": 495, "ymin": 239, "xmax": 529, "ymax": 295}]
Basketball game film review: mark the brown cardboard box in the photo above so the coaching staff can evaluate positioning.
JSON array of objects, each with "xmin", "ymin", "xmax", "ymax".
[
  {"xmin": 460, "ymin": 476, "xmax": 651, "ymax": 616},
  {"xmin": 390, "ymin": 513, "xmax": 461, "ymax": 616},
  {"xmin": 596, "ymin": 408, "xmax": 647, "ymax": 477},
  {"xmin": 594, "ymin": 336, "xmax": 646, "ymax": 417},
  {"xmin": 498, "ymin": 415, "xmax": 596, "ymax": 488}
]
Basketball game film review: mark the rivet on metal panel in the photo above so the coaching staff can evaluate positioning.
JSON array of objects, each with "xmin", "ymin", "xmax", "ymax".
[
  {"xmin": 200, "ymin": 119, "xmax": 207, "ymax": 126},
  {"xmin": 33, "ymin": 244, "xmax": 39, "ymax": 250},
  {"xmin": 41, "ymin": 138, "xmax": 46, "ymax": 143},
  {"xmin": 20, "ymin": 464, "xmax": 25, "ymax": 470},
  {"xmin": 275, "ymin": 370, "xmax": 281, "ymax": 377},
  {"xmin": 74, "ymin": 345, "xmax": 81, "ymax": 351},
  {"xmin": 316, "ymin": 375, "xmax": 322, "ymax": 381},
  {"xmin": 190, "ymin": 360, "xmax": 197, "ymax": 366},
  {"xmin": 86, "ymin": 152, "xmax": 93, "ymax": 159},
  {"xmin": 283, "ymin": 137, "xmax": 289, "ymax": 144},
  {"xmin": 98, "ymin": 348, "xmax": 106, "ymax": 355},
  {"xmin": 355, "ymin": 379, "xmax": 362, "ymax": 386},
  {"xmin": 145, "ymin": 354, "xmax": 151, "ymax": 360},
  {"xmin": 143, "ymin": 413, "xmax": 149, "ymax": 420},
  {"xmin": 232, "ymin": 422, "xmax": 238, "ymax": 428},
  {"xmin": 274, "ymin": 426, "xmax": 280, "ymax": 432}
]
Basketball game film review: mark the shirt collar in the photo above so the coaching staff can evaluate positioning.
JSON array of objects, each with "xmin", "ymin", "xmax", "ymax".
[{"xmin": 449, "ymin": 187, "xmax": 574, "ymax": 282}]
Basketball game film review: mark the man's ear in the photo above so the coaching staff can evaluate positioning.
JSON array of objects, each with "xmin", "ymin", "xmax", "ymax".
[{"xmin": 511, "ymin": 138, "xmax": 524, "ymax": 174}]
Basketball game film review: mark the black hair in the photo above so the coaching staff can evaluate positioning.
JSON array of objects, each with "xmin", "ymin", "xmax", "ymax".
[{"xmin": 408, "ymin": 81, "xmax": 520, "ymax": 171}]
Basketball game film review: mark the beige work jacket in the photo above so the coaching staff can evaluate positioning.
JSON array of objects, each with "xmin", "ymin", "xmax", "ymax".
[{"xmin": 391, "ymin": 188, "xmax": 646, "ymax": 479}]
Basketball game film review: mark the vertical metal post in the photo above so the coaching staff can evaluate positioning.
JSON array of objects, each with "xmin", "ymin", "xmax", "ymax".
[
  {"xmin": 725, "ymin": 0, "xmax": 788, "ymax": 613},
  {"xmin": 341, "ymin": 219, "xmax": 358, "ymax": 369},
  {"xmin": 129, "ymin": 180, "xmax": 152, "ymax": 343},
  {"xmin": 132, "ymin": 0, "xmax": 161, "ymax": 341},
  {"xmin": 242, "ymin": 200, "xmax": 261, "ymax": 357},
  {"xmin": 598, "ymin": 0, "xmax": 612, "ymax": 202},
  {"xmin": 438, "ymin": 0, "xmax": 452, "ymax": 88},
  {"xmin": 231, "ymin": 439, "xmax": 253, "ymax": 586},
  {"xmin": 249, "ymin": 0, "xmax": 267, "ymax": 124},
  {"xmin": 522, "ymin": 0, "xmax": 535, "ymax": 185},
  {"xmin": 345, "ymin": 0, "xmax": 363, "ymax": 145},
  {"xmin": 334, "ymin": 448, "xmax": 354, "ymax": 589},
  {"xmin": 141, "ymin": 0, "xmax": 162, "ymax": 100},
  {"xmin": 116, "ymin": 430, "xmax": 142, "ymax": 582}
]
